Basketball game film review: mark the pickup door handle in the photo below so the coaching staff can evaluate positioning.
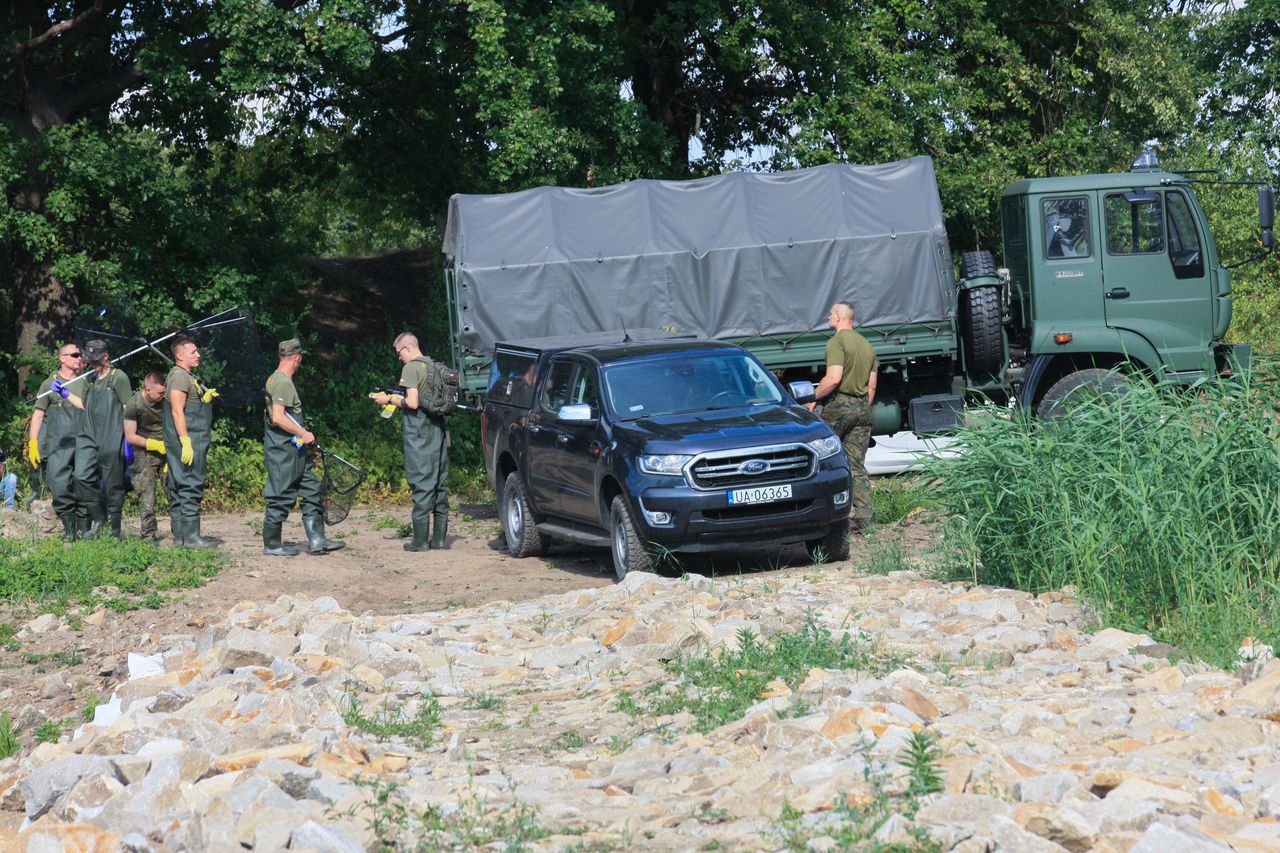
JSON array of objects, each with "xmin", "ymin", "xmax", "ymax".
[
  {"xmin": 556, "ymin": 433, "xmax": 570, "ymax": 444},
  {"xmin": 1106, "ymin": 287, "xmax": 1130, "ymax": 300}
]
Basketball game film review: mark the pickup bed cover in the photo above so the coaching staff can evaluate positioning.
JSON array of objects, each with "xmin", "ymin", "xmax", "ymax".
[{"xmin": 444, "ymin": 157, "xmax": 956, "ymax": 357}]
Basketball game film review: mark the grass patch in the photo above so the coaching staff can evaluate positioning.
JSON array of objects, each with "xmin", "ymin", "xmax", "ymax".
[
  {"xmin": 928, "ymin": 366, "xmax": 1280, "ymax": 668},
  {"xmin": 774, "ymin": 731, "xmax": 944, "ymax": 852},
  {"xmin": 864, "ymin": 537, "xmax": 915, "ymax": 576},
  {"xmin": 0, "ymin": 538, "xmax": 224, "ymax": 612},
  {"xmin": 461, "ymin": 690, "xmax": 506, "ymax": 712},
  {"xmin": 342, "ymin": 688, "xmax": 442, "ymax": 751},
  {"xmin": 549, "ymin": 729, "xmax": 585, "ymax": 751},
  {"xmin": 872, "ymin": 476, "xmax": 928, "ymax": 525},
  {"xmin": 0, "ymin": 712, "xmax": 18, "ymax": 759},
  {"xmin": 614, "ymin": 616, "xmax": 909, "ymax": 733}
]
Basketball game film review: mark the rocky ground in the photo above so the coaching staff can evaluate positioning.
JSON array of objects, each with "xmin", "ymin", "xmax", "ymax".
[{"xmin": 3, "ymin": 542, "xmax": 1280, "ymax": 851}]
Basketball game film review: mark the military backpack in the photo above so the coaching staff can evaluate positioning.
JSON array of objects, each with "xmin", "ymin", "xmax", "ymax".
[{"xmin": 414, "ymin": 356, "xmax": 460, "ymax": 416}]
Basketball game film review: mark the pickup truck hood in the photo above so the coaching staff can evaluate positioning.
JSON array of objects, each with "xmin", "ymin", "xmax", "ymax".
[{"xmin": 613, "ymin": 405, "xmax": 831, "ymax": 453}]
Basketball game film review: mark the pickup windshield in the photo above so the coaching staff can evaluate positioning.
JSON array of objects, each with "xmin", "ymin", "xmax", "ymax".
[{"xmin": 603, "ymin": 352, "xmax": 785, "ymax": 420}]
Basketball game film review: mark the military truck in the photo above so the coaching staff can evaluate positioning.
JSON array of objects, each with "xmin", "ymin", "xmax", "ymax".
[{"xmin": 443, "ymin": 152, "xmax": 1274, "ymax": 436}]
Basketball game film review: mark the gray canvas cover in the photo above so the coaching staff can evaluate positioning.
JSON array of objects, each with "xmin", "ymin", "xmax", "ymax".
[{"xmin": 444, "ymin": 156, "xmax": 955, "ymax": 355}]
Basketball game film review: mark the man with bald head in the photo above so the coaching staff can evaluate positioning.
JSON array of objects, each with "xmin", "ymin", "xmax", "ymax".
[
  {"xmin": 810, "ymin": 301, "xmax": 878, "ymax": 534},
  {"xmin": 371, "ymin": 331, "xmax": 450, "ymax": 551}
]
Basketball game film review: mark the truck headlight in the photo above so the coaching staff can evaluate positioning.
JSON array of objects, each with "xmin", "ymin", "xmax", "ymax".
[
  {"xmin": 807, "ymin": 436, "xmax": 842, "ymax": 459},
  {"xmin": 639, "ymin": 454, "xmax": 692, "ymax": 475}
]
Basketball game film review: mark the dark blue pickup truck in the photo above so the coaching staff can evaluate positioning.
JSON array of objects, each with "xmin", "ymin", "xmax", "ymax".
[{"xmin": 482, "ymin": 334, "xmax": 853, "ymax": 579}]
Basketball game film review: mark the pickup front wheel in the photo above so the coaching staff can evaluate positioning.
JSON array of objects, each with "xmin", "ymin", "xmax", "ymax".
[
  {"xmin": 610, "ymin": 496, "xmax": 654, "ymax": 580},
  {"xmin": 501, "ymin": 472, "xmax": 547, "ymax": 558}
]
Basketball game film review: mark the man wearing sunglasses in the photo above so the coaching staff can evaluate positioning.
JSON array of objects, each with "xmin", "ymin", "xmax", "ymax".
[{"xmin": 27, "ymin": 343, "xmax": 92, "ymax": 541}]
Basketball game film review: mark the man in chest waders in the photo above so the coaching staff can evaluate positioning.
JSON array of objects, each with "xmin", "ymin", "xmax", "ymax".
[
  {"xmin": 79, "ymin": 340, "xmax": 132, "ymax": 539},
  {"xmin": 164, "ymin": 334, "xmax": 220, "ymax": 548},
  {"xmin": 27, "ymin": 343, "xmax": 92, "ymax": 541},
  {"xmin": 124, "ymin": 372, "xmax": 169, "ymax": 541},
  {"xmin": 370, "ymin": 332, "xmax": 449, "ymax": 551},
  {"xmin": 261, "ymin": 339, "xmax": 345, "ymax": 556}
]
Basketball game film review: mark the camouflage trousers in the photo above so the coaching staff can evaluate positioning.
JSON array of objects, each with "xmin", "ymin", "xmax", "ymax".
[
  {"xmin": 820, "ymin": 393, "xmax": 872, "ymax": 527},
  {"xmin": 132, "ymin": 451, "xmax": 170, "ymax": 538}
]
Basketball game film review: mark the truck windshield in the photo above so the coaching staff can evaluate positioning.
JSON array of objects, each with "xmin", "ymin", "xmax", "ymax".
[{"xmin": 603, "ymin": 353, "xmax": 785, "ymax": 420}]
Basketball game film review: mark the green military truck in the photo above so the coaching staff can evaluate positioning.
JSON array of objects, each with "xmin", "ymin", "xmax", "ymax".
[{"xmin": 443, "ymin": 151, "xmax": 1273, "ymax": 441}]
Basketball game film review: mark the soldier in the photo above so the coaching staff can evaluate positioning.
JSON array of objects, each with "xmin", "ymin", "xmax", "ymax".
[
  {"xmin": 810, "ymin": 301, "xmax": 878, "ymax": 533},
  {"xmin": 371, "ymin": 332, "xmax": 449, "ymax": 551},
  {"xmin": 124, "ymin": 372, "xmax": 169, "ymax": 541},
  {"xmin": 79, "ymin": 339, "xmax": 132, "ymax": 539},
  {"xmin": 262, "ymin": 339, "xmax": 345, "ymax": 556},
  {"xmin": 164, "ymin": 334, "xmax": 220, "ymax": 548},
  {"xmin": 27, "ymin": 343, "xmax": 91, "ymax": 540}
]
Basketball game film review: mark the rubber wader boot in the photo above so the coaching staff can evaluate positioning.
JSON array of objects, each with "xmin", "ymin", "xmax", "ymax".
[
  {"xmin": 303, "ymin": 516, "xmax": 346, "ymax": 554},
  {"xmin": 59, "ymin": 515, "xmax": 77, "ymax": 543},
  {"xmin": 170, "ymin": 517, "xmax": 184, "ymax": 547},
  {"xmin": 108, "ymin": 513, "xmax": 123, "ymax": 540},
  {"xmin": 80, "ymin": 511, "xmax": 102, "ymax": 541},
  {"xmin": 403, "ymin": 520, "xmax": 430, "ymax": 552},
  {"xmin": 429, "ymin": 515, "xmax": 448, "ymax": 550},
  {"xmin": 263, "ymin": 523, "xmax": 300, "ymax": 557},
  {"xmin": 183, "ymin": 517, "xmax": 219, "ymax": 550}
]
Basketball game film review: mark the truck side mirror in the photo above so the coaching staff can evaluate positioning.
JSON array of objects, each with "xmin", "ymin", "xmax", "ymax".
[
  {"xmin": 1260, "ymin": 187, "xmax": 1275, "ymax": 249},
  {"xmin": 789, "ymin": 380, "xmax": 816, "ymax": 404},
  {"xmin": 557, "ymin": 403, "xmax": 595, "ymax": 423}
]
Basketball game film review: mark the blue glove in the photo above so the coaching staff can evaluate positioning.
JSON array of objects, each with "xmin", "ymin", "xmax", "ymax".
[
  {"xmin": 123, "ymin": 437, "xmax": 134, "ymax": 464},
  {"xmin": 51, "ymin": 378, "xmax": 70, "ymax": 399}
]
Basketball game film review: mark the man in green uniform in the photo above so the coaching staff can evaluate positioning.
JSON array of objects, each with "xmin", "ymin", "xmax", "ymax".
[
  {"xmin": 79, "ymin": 339, "xmax": 132, "ymax": 539},
  {"xmin": 124, "ymin": 372, "xmax": 169, "ymax": 541},
  {"xmin": 371, "ymin": 332, "xmax": 449, "ymax": 551},
  {"xmin": 262, "ymin": 339, "xmax": 345, "ymax": 556},
  {"xmin": 810, "ymin": 301, "xmax": 878, "ymax": 533},
  {"xmin": 164, "ymin": 334, "xmax": 220, "ymax": 549},
  {"xmin": 27, "ymin": 343, "xmax": 91, "ymax": 541}
]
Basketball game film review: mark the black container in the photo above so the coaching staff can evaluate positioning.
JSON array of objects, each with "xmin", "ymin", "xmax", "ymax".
[{"xmin": 908, "ymin": 393, "xmax": 964, "ymax": 434}]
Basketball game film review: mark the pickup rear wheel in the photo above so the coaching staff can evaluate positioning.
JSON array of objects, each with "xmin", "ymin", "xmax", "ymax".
[
  {"xmin": 610, "ymin": 496, "xmax": 654, "ymax": 581},
  {"xmin": 806, "ymin": 522, "xmax": 851, "ymax": 564},
  {"xmin": 501, "ymin": 472, "xmax": 547, "ymax": 558}
]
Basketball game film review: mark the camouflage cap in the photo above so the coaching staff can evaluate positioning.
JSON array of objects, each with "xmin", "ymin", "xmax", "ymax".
[
  {"xmin": 278, "ymin": 338, "xmax": 306, "ymax": 358},
  {"xmin": 84, "ymin": 339, "xmax": 108, "ymax": 362}
]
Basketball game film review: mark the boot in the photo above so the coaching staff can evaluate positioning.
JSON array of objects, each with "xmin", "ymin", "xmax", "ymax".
[
  {"xmin": 183, "ymin": 516, "xmax": 219, "ymax": 550},
  {"xmin": 429, "ymin": 514, "xmax": 448, "ymax": 550},
  {"xmin": 108, "ymin": 513, "xmax": 123, "ymax": 540},
  {"xmin": 263, "ymin": 522, "xmax": 300, "ymax": 557},
  {"xmin": 303, "ymin": 516, "xmax": 346, "ymax": 554},
  {"xmin": 403, "ymin": 519, "xmax": 430, "ymax": 552},
  {"xmin": 59, "ymin": 515, "xmax": 77, "ymax": 543},
  {"xmin": 170, "ymin": 516, "xmax": 184, "ymax": 547},
  {"xmin": 81, "ymin": 510, "xmax": 103, "ymax": 541}
]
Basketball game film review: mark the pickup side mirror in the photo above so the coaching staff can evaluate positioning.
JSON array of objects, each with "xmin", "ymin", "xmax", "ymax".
[
  {"xmin": 1260, "ymin": 187, "xmax": 1275, "ymax": 249},
  {"xmin": 557, "ymin": 403, "xmax": 595, "ymax": 423},
  {"xmin": 789, "ymin": 380, "xmax": 816, "ymax": 405}
]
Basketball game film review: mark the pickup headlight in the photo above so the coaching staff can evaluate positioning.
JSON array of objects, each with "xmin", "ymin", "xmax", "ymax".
[
  {"xmin": 639, "ymin": 454, "xmax": 693, "ymax": 476},
  {"xmin": 807, "ymin": 435, "xmax": 843, "ymax": 459}
]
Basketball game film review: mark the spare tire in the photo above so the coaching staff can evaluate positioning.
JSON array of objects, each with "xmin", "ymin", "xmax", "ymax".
[
  {"xmin": 962, "ymin": 250, "xmax": 996, "ymax": 280},
  {"xmin": 960, "ymin": 285, "xmax": 1003, "ymax": 379}
]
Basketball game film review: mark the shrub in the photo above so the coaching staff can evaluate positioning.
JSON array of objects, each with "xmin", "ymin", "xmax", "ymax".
[{"xmin": 928, "ymin": 366, "xmax": 1280, "ymax": 667}]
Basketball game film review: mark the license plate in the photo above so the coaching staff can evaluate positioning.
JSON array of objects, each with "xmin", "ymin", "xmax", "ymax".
[{"xmin": 727, "ymin": 484, "xmax": 793, "ymax": 505}]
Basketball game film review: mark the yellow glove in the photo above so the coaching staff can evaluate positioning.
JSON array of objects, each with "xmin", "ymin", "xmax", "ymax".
[
  {"xmin": 26, "ymin": 439, "xmax": 40, "ymax": 468},
  {"xmin": 201, "ymin": 387, "xmax": 219, "ymax": 404},
  {"xmin": 179, "ymin": 436, "xmax": 194, "ymax": 465},
  {"xmin": 145, "ymin": 438, "xmax": 167, "ymax": 454}
]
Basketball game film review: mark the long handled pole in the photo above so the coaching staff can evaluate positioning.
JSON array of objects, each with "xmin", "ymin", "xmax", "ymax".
[{"xmin": 28, "ymin": 306, "xmax": 247, "ymax": 405}]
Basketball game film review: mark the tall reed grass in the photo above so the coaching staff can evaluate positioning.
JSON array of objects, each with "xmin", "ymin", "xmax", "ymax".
[{"xmin": 926, "ymin": 366, "xmax": 1280, "ymax": 667}]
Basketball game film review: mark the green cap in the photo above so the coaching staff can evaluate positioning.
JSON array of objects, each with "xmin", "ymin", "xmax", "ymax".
[
  {"xmin": 84, "ymin": 339, "xmax": 108, "ymax": 362},
  {"xmin": 278, "ymin": 338, "xmax": 306, "ymax": 358}
]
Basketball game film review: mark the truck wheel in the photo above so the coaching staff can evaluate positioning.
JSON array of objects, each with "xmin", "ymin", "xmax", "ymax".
[
  {"xmin": 501, "ymin": 472, "xmax": 547, "ymax": 558},
  {"xmin": 960, "ymin": 285, "xmax": 1003, "ymax": 379},
  {"xmin": 609, "ymin": 496, "xmax": 654, "ymax": 581},
  {"xmin": 1035, "ymin": 368, "xmax": 1132, "ymax": 420},
  {"xmin": 961, "ymin": 250, "xmax": 996, "ymax": 280},
  {"xmin": 806, "ymin": 523, "xmax": 851, "ymax": 564}
]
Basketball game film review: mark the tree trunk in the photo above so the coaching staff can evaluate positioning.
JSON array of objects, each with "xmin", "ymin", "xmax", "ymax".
[{"xmin": 12, "ymin": 249, "xmax": 78, "ymax": 393}]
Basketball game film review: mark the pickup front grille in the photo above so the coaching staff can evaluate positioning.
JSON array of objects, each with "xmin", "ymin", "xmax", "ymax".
[{"xmin": 687, "ymin": 444, "xmax": 816, "ymax": 490}]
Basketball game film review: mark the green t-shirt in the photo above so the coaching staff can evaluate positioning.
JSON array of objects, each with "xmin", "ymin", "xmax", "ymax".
[
  {"xmin": 34, "ymin": 372, "xmax": 89, "ymax": 413},
  {"xmin": 123, "ymin": 391, "xmax": 164, "ymax": 440},
  {"xmin": 165, "ymin": 366, "xmax": 200, "ymax": 403},
  {"xmin": 398, "ymin": 357, "xmax": 431, "ymax": 403},
  {"xmin": 265, "ymin": 369, "xmax": 303, "ymax": 430},
  {"xmin": 825, "ymin": 329, "xmax": 878, "ymax": 397},
  {"xmin": 87, "ymin": 367, "xmax": 132, "ymax": 408}
]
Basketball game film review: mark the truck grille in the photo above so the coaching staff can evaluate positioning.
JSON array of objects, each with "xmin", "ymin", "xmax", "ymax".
[{"xmin": 687, "ymin": 444, "xmax": 816, "ymax": 490}]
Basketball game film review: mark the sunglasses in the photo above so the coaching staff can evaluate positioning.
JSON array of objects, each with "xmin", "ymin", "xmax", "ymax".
[{"xmin": 62, "ymin": 352, "xmax": 83, "ymax": 358}]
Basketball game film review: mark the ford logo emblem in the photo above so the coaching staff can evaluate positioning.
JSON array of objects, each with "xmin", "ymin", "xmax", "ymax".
[{"xmin": 738, "ymin": 459, "xmax": 769, "ymax": 475}]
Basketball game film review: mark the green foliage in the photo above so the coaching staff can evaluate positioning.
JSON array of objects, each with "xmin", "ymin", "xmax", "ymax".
[
  {"xmin": 549, "ymin": 730, "xmax": 586, "ymax": 751},
  {"xmin": 33, "ymin": 719, "xmax": 64, "ymax": 745},
  {"xmin": 872, "ymin": 477, "xmax": 929, "ymax": 526},
  {"xmin": 615, "ymin": 616, "xmax": 910, "ymax": 733},
  {"xmin": 0, "ymin": 538, "xmax": 222, "ymax": 611},
  {"xmin": 865, "ymin": 538, "xmax": 915, "ymax": 577},
  {"xmin": 928, "ymin": 368, "xmax": 1280, "ymax": 667},
  {"xmin": 0, "ymin": 712, "xmax": 18, "ymax": 759},
  {"xmin": 461, "ymin": 691, "xmax": 506, "ymax": 712},
  {"xmin": 899, "ymin": 731, "xmax": 944, "ymax": 799},
  {"xmin": 341, "ymin": 688, "xmax": 442, "ymax": 752}
]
